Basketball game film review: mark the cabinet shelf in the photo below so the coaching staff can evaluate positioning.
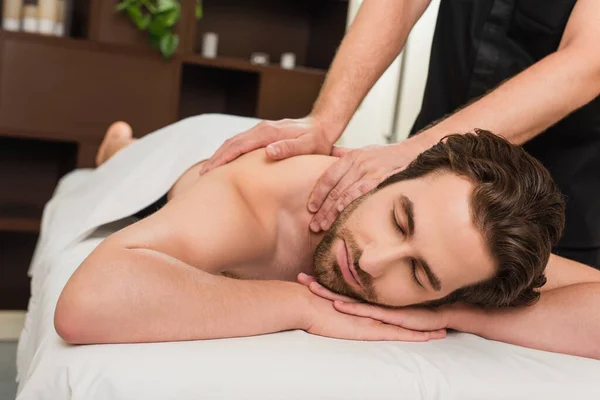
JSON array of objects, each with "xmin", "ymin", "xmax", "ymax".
[
  {"xmin": 182, "ymin": 54, "xmax": 327, "ymax": 77},
  {"xmin": 0, "ymin": 216, "xmax": 41, "ymax": 233}
]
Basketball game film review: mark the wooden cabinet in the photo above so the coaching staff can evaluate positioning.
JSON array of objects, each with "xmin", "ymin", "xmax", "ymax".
[{"xmin": 0, "ymin": 32, "xmax": 179, "ymax": 146}]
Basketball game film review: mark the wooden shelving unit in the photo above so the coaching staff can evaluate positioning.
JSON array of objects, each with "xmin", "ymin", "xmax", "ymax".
[
  {"xmin": 182, "ymin": 54, "xmax": 327, "ymax": 76},
  {"xmin": 0, "ymin": 217, "xmax": 41, "ymax": 233},
  {"xmin": 0, "ymin": 0, "xmax": 349, "ymax": 309}
]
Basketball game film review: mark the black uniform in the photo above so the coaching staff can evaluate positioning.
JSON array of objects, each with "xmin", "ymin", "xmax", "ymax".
[{"xmin": 411, "ymin": 0, "xmax": 600, "ymax": 268}]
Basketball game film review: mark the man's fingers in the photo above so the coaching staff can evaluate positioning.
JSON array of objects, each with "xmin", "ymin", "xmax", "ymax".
[
  {"xmin": 310, "ymin": 167, "xmax": 366, "ymax": 232},
  {"xmin": 200, "ymin": 138, "xmax": 247, "ymax": 175},
  {"xmin": 201, "ymin": 142, "xmax": 244, "ymax": 174},
  {"xmin": 308, "ymin": 281, "xmax": 361, "ymax": 303},
  {"xmin": 363, "ymin": 323, "xmax": 438, "ymax": 342},
  {"xmin": 321, "ymin": 180, "xmax": 377, "ymax": 231},
  {"xmin": 297, "ymin": 272, "xmax": 318, "ymax": 286},
  {"xmin": 331, "ymin": 146, "xmax": 351, "ymax": 158},
  {"xmin": 429, "ymin": 329, "xmax": 447, "ymax": 340},
  {"xmin": 308, "ymin": 156, "xmax": 355, "ymax": 216},
  {"xmin": 266, "ymin": 136, "xmax": 314, "ymax": 160},
  {"xmin": 200, "ymin": 122, "xmax": 280, "ymax": 175},
  {"xmin": 334, "ymin": 301, "xmax": 411, "ymax": 326},
  {"xmin": 334, "ymin": 301, "xmax": 448, "ymax": 335}
]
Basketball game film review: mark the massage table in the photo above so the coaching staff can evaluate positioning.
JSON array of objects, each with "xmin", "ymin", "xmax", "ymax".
[{"xmin": 15, "ymin": 114, "xmax": 600, "ymax": 399}]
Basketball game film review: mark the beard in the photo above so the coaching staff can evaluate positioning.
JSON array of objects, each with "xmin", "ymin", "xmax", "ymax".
[{"xmin": 313, "ymin": 195, "xmax": 376, "ymax": 302}]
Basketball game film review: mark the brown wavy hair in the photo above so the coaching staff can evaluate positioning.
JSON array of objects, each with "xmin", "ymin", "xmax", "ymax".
[{"xmin": 377, "ymin": 129, "xmax": 565, "ymax": 308}]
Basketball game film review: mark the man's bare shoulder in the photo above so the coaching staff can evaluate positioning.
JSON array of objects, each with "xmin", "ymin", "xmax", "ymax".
[
  {"xmin": 98, "ymin": 150, "xmax": 336, "ymax": 273},
  {"xmin": 105, "ymin": 169, "xmax": 269, "ymax": 273},
  {"xmin": 227, "ymin": 150, "xmax": 337, "ymax": 197}
]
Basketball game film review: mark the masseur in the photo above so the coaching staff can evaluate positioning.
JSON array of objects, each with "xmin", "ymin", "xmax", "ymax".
[{"xmin": 201, "ymin": 0, "xmax": 600, "ymax": 268}]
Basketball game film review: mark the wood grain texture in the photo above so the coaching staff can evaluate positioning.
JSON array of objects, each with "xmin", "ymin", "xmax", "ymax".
[{"xmin": 0, "ymin": 31, "xmax": 180, "ymax": 144}]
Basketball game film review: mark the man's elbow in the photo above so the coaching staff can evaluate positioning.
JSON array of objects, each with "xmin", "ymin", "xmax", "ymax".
[
  {"xmin": 54, "ymin": 255, "xmax": 119, "ymax": 344},
  {"xmin": 54, "ymin": 282, "xmax": 101, "ymax": 344}
]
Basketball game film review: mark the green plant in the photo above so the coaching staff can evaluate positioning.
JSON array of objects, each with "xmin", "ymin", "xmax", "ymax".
[{"xmin": 116, "ymin": 0, "xmax": 203, "ymax": 59}]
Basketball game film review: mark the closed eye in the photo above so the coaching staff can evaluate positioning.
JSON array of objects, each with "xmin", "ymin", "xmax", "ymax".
[
  {"xmin": 410, "ymin": 259, "xmax": 423, "ymax": 288},
  {"xmin": 391, "ymin": 208, "xmax": 405, "ymax": 235},
  {"xmin": 392, "ymin": 208, "xmax": 422, "ymax": 288}
]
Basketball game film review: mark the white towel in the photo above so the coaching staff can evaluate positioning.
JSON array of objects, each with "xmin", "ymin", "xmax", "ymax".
[{"xmin": 29, "ymin": 114, "xmax": 260, "ymax": 280}]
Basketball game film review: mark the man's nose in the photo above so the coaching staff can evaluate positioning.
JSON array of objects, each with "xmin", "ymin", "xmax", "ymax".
[{"xmin": 358, "ymin": 243, "xmax": 409, "ymax": 278}]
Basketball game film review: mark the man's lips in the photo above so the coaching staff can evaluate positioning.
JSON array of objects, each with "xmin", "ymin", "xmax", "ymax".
[
  {"xmin": 338, "ymin": 239, "xmax": 361, "ymax": 289},
  {"xmin": 345, "ymin": 241, "xmax": 362, "ymax": 287}
]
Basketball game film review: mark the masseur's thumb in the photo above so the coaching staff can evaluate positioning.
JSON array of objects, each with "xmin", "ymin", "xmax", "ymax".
[
  {"xmin": 266, "ymin": 137, "xmax": 312, "ymax": 160},
  {"xmin": 331, "ymin": 146, "xmax": 351, "ymax": 158}
]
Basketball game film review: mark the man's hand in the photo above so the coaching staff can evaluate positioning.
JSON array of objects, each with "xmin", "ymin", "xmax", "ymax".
[
  {"xmin": 199, "ymin": 117, "xmax": 336, "ymax": 175},
  {"xmin": 298, "ymin": 273, "xmax": 447, "ymax": 341},
  {"xmin": 307, "ymin": 137, "xmax": 432, "ymax": 232}
]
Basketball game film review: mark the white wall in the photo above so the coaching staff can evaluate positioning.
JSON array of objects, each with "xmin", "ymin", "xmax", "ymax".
[
  {"xmin": 338, "ymin": 0, "xmax": 403, "ymax": 148},
  {"xmin": 393, "ymin": 0, "xmax": 440, "ymax": 141},
  {"xmin": 338, "ymin": 0, "xmax": 440, "ymax": 147}
]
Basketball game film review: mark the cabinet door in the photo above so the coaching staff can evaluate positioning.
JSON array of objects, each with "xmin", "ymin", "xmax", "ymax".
[
  {"xmin": 257, "ymin": 69, "xmax": 324, "ymax": 121},
  {"xmin": 0, "ymin": 32, "xmax": 179, "ymax": 144}
]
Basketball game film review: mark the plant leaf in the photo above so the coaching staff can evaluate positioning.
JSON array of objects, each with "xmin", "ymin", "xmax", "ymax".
[
  {"xmin": 116, "ymin": 0, "xmax": 138, "ymax": 12},
  {"xmin": 159, "ymin": 32, "xmax": 179, "ymax": 59},
  {"xmin": 162, "ymin": 6, "xmax": 181, "ymax": 27},
  {"xmin": 149, "ymin": 33, "xmax": 161, "ymax": 50},
  {"xmin": 126, "ymin": 6, "xmax": 150, "ymax": 30},
  {"xmin": 156, "ymin": 0, "xmax": 178, "ymax": 13},
  {"xmin": 195, "ymin": 0, "xmax": 203, "ymax": 19},
  {"xmin": 148, "ymin": 17, "xmax": 169, "ymax": 37}
]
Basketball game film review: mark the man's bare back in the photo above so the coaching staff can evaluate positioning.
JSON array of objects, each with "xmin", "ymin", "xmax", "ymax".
[
  {"xmin": 77, "ymin": 120, "xmax": 338, "ymax": 294},
  {"xmin": 108, "ymin": 147, "xmax": 334, "ymax": 282}
]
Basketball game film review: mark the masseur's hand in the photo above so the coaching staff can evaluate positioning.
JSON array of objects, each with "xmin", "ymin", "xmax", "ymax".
[
  {"xmin": 299, "ymin": 273, "xmax": 450, "ymax": 334},
  {"xmin": 199, "ymin": 117, "xmax": 336, "ymax": 175},
  {"xmin": 308, "ymin": 137, "xmax": 432, "ymax": 232},
  {"xmin": 298, "ymin": 273, "xmax": 447, "ymax": 341}
]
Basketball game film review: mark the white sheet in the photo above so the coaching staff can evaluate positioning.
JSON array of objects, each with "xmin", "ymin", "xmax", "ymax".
[{"xmin": 16, "ymin": 114, "xmax": 600, "ymax": 400}]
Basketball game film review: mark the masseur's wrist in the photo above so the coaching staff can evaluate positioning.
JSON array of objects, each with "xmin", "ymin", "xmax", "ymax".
[
  {"xmin": 309, "ymin": 111, "xmax": 347, "ymax": 146},
  {"xmin": 409, "ymin": 127, "xmax": 446, "ymax": 152}
]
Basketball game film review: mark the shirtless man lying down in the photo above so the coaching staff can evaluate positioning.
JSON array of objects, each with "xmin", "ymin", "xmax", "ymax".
[{"xmin": 55, "ymin": 120, "xmax": 600, "ymax": 360}]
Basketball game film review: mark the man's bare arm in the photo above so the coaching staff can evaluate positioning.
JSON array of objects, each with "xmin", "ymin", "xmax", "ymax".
[
  {"xmin": 314, "ymin": 0, "xmax": 431, "ymax": 138},
  {"xmin": 447, "ymin": 255, "xmax": 600, "ymax": 359},
  {"xmin": 54, "ymin": 240, "xmax": 311, "ymax": 344}
]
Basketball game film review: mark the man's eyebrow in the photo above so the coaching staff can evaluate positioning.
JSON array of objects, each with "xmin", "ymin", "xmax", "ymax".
[{"xmin": 400, "ymin": 195, "xmax": 442, "ymax": 292}]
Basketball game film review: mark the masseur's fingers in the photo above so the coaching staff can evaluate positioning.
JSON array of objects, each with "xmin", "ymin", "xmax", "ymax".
[
  {"xmin": 200, "ymin": 123, "xmax": 276, "ymax": 174},
  {"xmin": 308, "ymin": 142, "xmax": 424, "ymax": 232},
  {"xmin": 320, "ymin": 179, "xmax": 379, "ymax": 232},
  {"xmin": 267, "ymin": 134, "xmax": 322, "ymax": 160},
  {"xmin": 307, "ymin": 156, "xmax": 358, "ymax": 231},
  {"xmin": 309, "ymin": 166, "xmax": 368, "ymax": 232},
  {"xmin": 331, "ymin": 146, "xmax": 351, "ymax": 158},
  {"xmin": 200, "ymin": 117, "xmax": 334, "ymax": 175}
]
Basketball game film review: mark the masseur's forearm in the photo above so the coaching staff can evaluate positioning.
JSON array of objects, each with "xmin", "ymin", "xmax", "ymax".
[
  {"xmin": 418, "ymin": 48, "xmax": 600, "ymax": 147},
  {"xmin": 55, "ymin": 245, "xmax": 309, "ymax": 344},
  {"xmin": 313, "ymin": 0, "xmax": 431, "ymax": 140},
  {"xmin": 449, "ymin": 284, "xmax": 600, "ymax": 360},
  {"xmin": 416, "ymin": 0, "xmax": 600, "ymax": 147}
]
